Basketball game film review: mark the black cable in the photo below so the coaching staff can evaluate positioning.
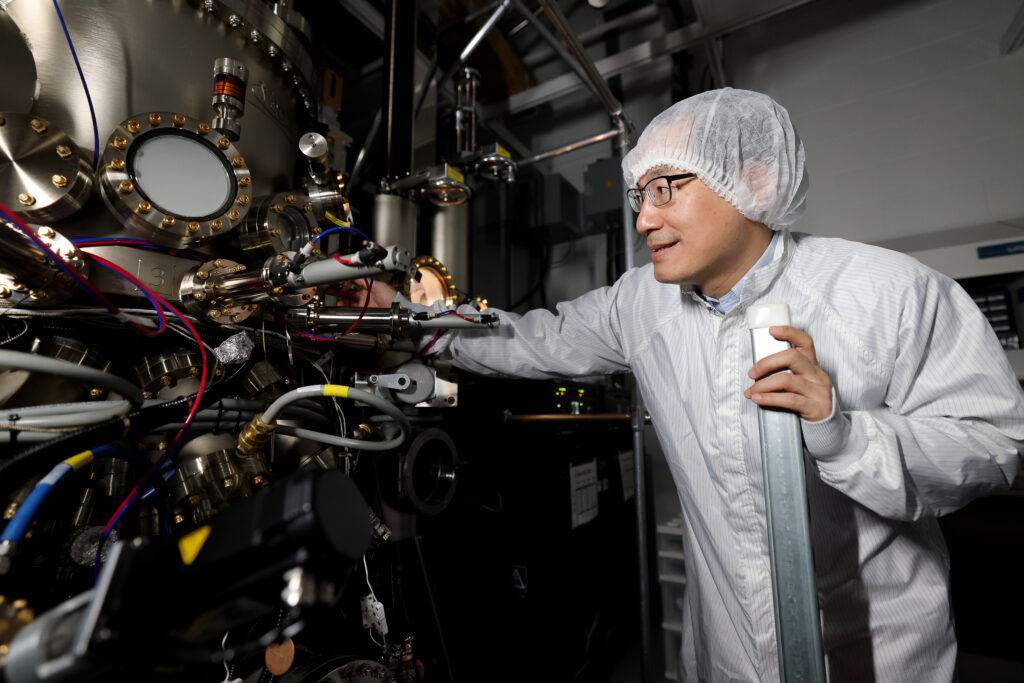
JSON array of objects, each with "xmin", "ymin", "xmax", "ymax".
[
  {"xmin": 0, "ymin": 358, "xmax": 255, "ymax": 499},
  {"xmin": 507, "ymin": 240, "xmax": 551, "ymax": 311},
  {"xmin": 0, "ymin": 317, "xmax": 31, "ymax": 350}
]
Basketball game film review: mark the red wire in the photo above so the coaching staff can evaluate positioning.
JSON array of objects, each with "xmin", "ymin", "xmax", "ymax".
[
  {"xmin": 340, "ymin": 278, "xmax": 373, "ymax": 336},
  {"xmin": 0, "ymin": 202, "xmax": 122, "ymax": 314},
  {"xmin": 88, "ymin": 254, "xmax": 208, "ymax": 563},
  {"xmin": 83, "ymin": 254, "xmax": 165, "ymax": 335}
]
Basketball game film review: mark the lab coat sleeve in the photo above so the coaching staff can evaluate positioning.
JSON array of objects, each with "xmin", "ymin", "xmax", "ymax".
[
  {"xmin": 804, "ymin": 272, "xmax": 1024, "ymax": 520},
  {"xmin": 427, "ymin": 280, "xmax": 632, "ymax": 379}
]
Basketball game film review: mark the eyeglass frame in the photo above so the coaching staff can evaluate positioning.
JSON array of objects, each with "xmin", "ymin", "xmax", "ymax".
[{"xmin": 626, "ymin": 173, "xmax": 696, "ymax": 213}]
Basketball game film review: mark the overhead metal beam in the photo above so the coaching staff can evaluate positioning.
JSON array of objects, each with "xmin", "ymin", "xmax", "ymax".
[
  {"xmin": 483, "ymin": 21, "xmax": 709, "ymax": 119},
  {"xmin": 338, "ymin": 0, "xmax": 385, "ymax": 41},
  {"xmin": 485, "ymin": 0, "xmax": 821, "ymax": 120}
]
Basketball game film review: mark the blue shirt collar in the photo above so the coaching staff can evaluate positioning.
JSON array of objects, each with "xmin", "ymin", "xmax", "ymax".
[{"xmin": 702, "ymin": 230, "xmax": 780, "ymax": 315}]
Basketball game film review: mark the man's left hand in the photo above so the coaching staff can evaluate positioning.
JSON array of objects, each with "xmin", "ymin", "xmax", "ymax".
[{"xmin": 744, "ymin": 325, "xmax": 833, "ymax": 422}]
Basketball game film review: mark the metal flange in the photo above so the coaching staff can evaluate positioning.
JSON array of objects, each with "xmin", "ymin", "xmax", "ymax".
[
  {"xmin": 179, "ymin": 258, "xmax": 259, "ymax": 325},
  {"xmin": 0, "ymin": 114, "xmax": 95, "ymax": 223},
  {"xmin": 238, "ymin": 190, "xmax": 319, "ymax": 257},
  {"xmin": 98, "ymin": 111, "xmax": 253, "ymax": 248}
]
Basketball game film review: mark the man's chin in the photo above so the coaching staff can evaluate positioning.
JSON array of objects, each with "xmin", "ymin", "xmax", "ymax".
[{"xmin": 650, "ymin": 265, "xmax": 689, "ymax": 286}]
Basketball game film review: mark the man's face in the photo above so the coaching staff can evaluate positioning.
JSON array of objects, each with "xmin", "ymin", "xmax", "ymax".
[{"xmin": 634, "ymin": 166, "xmax": 773, "ymax": 298}]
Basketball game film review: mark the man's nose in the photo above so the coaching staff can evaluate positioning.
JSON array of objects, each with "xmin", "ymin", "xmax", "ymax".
[{"xmin": 635, "ymin": 197, "xmax": 660, "ymax": 235}]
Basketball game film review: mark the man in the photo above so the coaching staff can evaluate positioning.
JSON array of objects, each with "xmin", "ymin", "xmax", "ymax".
[{"xmin": 348, "ymin": 88, "xmax": 1024, "ymax": 681}]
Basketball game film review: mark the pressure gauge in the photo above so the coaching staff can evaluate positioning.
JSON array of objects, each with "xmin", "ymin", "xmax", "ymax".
[{"xmin": 98, "ymin": 112, "xmax": 253, "ymax": 248}]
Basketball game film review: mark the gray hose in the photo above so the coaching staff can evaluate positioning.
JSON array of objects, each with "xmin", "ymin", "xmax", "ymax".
[
  {"xmin": 262, "ymin": 383, "xmax": 411, "ymax": 446},
  {"xmin": 1, "ymin": 399, "xmax": 130, "ymax": 419},
  {"xmin": 0, "ymin": 399, "xmax": 132, "ymax": 427},
  {"xmin": 275, "ymin": 424, "xmax": 406, "ymax": 452},
  {"xmin": 0, "ymin": 349, "xmax": 144, "ymax": 408}
]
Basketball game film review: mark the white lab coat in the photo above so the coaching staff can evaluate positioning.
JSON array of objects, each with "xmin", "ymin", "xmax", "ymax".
[{"xmin": 430, "ymin": 229, "xmax": 1024, "ymax": 682}]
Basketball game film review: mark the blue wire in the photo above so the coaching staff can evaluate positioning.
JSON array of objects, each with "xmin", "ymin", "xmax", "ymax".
[
  {"xmin": 312, "ymin": 225, "xmax": 371, "ymax": 244},
  {"xmin": 0, "ymin": 205, "xmax": 118, "ymax": 314},
  {"xmin": 51, "ymin": 0, "xmax": 99, "ymax": 169},
  {"xmin": 90, "ymin": 259, "xmax": 166, "ymax": 332}
]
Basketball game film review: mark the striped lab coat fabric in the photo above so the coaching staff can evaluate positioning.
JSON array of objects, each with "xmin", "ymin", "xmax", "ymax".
[{"xmin": 434, "ymin": 229, "xmax": 1024, "ymax": 682}]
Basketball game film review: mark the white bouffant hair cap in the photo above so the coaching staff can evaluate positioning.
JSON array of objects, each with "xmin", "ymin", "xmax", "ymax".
[{"xmin": 621, "ymin": 88, "xmax": 808, "ymax": 229}]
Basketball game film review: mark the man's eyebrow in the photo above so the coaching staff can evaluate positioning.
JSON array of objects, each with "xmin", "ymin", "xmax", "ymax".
[{"xmin": 638, "ymin": 166, "xmax": 680, "ymax": 185}]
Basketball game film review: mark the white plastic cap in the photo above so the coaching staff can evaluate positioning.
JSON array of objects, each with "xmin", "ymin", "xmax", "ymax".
[{"xmin": 746, "ymin": 303, "xmax": 791, "ymax": 330}]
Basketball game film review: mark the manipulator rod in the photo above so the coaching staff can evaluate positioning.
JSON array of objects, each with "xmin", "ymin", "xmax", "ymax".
[
  {"xmin": 286, "ymin": 303, "xmax": 498, "ymax": 337},
  {"xmin": 288, "ymin": 244, "xmax": 413, "ymax": 288}
]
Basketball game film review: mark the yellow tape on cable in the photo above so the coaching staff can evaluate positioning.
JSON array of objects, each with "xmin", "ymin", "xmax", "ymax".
[{"xmin": 324, "ymin": 385, "xmax": 350, "ymax": 399}]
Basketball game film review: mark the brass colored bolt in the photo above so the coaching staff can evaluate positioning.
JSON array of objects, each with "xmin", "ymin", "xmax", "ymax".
[
  {"xmin": 52, "ymin": 174, "xmax": 68, "ymax": 188},
  {"xmin": 189, "ymin": 366, "xmax": 200, "ymax": 377},
  {"xmin": 160, "ymin": 215, "xmax": 175, "ymax": 228},
  {"xmin": 218, "ymin": 137, "xmax": 230, "ymax": 149},
  {"xmin": 38, "ymin": 227, "xmax": 55, "ymax": 238},
  {"xmin": 275, "ymin": 255, "xmax": 287, "ymax": 262},
  {"xmin": 234, "ymin": 264, "xmax": 246, "ymax": 272},
  {"xmin": 173, "ymin": 512, "xmax": 185, "ymax": 525},
  {"xmin": 252, "ymin": 475, "xmax": 267, "ymax": 487},
  {"xmin": 231, "ymin": 155, "xmax": 244, "ymax": 167},
  {"xmin": 222, "ymin": 477, "xmax": 235, "ymax": 488},
  {"xmin": 30, "ymin": 119, "xmax": 48, "ymax": 134},
  {"xmin": 284, "ymin": 194, "xmax": 296, "ymax": 204},
  {"xmin": 214, "ymin": 367, "xmax": 224, "ymax": 377},
  {"xmin": 0, "ymin": 115, "xmax": 5, "ymax": 126},
  {"xmin": 302, "ymin": 204, "xmax": 313, "ymax": 213},
  {"xmin": 126, "ymin": 120, "xmax": 141, "ymax": 134},
  {"xmin": 230, "ymin": 313, "xmax": 243, "ymax": 323},
  {"xmin": 269, "ymin": 228, "xmax": 280, "ymax": 237},
  {"xmin": 18, "ymin": 192, "xmax": 35, "ymax": 206},
  {"xmin": 117, "ymin": 180, "xmax": 133, "ymax": 194},
  {"xmin": 112, "ymin": 136, "xmax": 127, "ymax": 150},
  {"xmin": 0, "ymin": 286, "xmax": 10, "ymax": 298},
  {"xmin": 239, "ymin": 176, "xmax": 251, "ymax": 187},
  {"xmin": 211, "ymin": 219, "xmax": 223, "ymax": 230},
  {"xmin": 194, "ymin": 291, "xmax": 207, "ymax": 302},
  {"xmin": 198, "ymin": 122, "xmax": 211, "ymax": 135},
  {"xmin": 89, "ymin": 388, "xmax": 103, "ymax": 398},
  {"xmin": 28, "ymin": 289, "xmax": 46, "ymax": 300},
  {"xmin": 311, "ymin": 227, "xmax": 322, "ymax": 235},
  {"xmin": 236, "ymin": 194, "xmax": 249, "ymax": 206},
  {"xmin": 311, "ymin": 248, "xmax": 321, "ymax": 256},
  {"xmin": 213, "ymin": 259, "xmax": 226, "ymax": 268},
  {"xmin": 159, "ymin": 375, "xmax": 173, "ymax": 386},
  {"xmin": 272, "ymin": 286, "xmax": 284, "ymax": 294},
  {"xmin": 228, "ymin": 209, "xmax": 240, "ymax": 221},
  {"xmin": 208, "ymin": 309, "xmax": 221, "ymax": 319},
  {"xmin": 173, "ymin": 114, "xmax": 186, "ymax": 127},
  {"xmin": 110, "ymin": 158, "xmax": 126, "ymax": 170},
  {"xmin": 196, "ymin": 269, "xmax": 209, "ymax": 280},
  {"xmin": 142, "ymin": 391, "xmax": 153, "ymax": 399},
  {"xmin": 137, "ymin": 201, "xmax": 152, "ymax": 214},
  {"xmin": 148, "ymin": 113, "xmax": 162, "ymax": 126},
  {"xmin": 187, "ymin": 222, "xmax": 200, "ymax": 233},
  {"xmin": 56, "ymin": 145, "xmax": 73, "ymax": 159},
  {"xmin": 270, "ymin": 204, "xmax": 283, "ymax": 213}
]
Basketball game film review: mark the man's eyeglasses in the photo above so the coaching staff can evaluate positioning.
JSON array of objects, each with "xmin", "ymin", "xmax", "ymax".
[{"xmin": 626, "ymin": 173, "xmax": 696, "ymax": 213}]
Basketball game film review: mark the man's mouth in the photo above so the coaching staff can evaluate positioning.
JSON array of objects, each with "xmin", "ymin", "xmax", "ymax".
[{"xmin": 649, "ymin": 242, "xmax": 676, "ymax": 256}]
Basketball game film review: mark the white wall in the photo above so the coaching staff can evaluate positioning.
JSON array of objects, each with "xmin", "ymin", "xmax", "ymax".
[{"xmin": 727, "ymin": 0, "xmax": 1024, "ymax": 244}]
